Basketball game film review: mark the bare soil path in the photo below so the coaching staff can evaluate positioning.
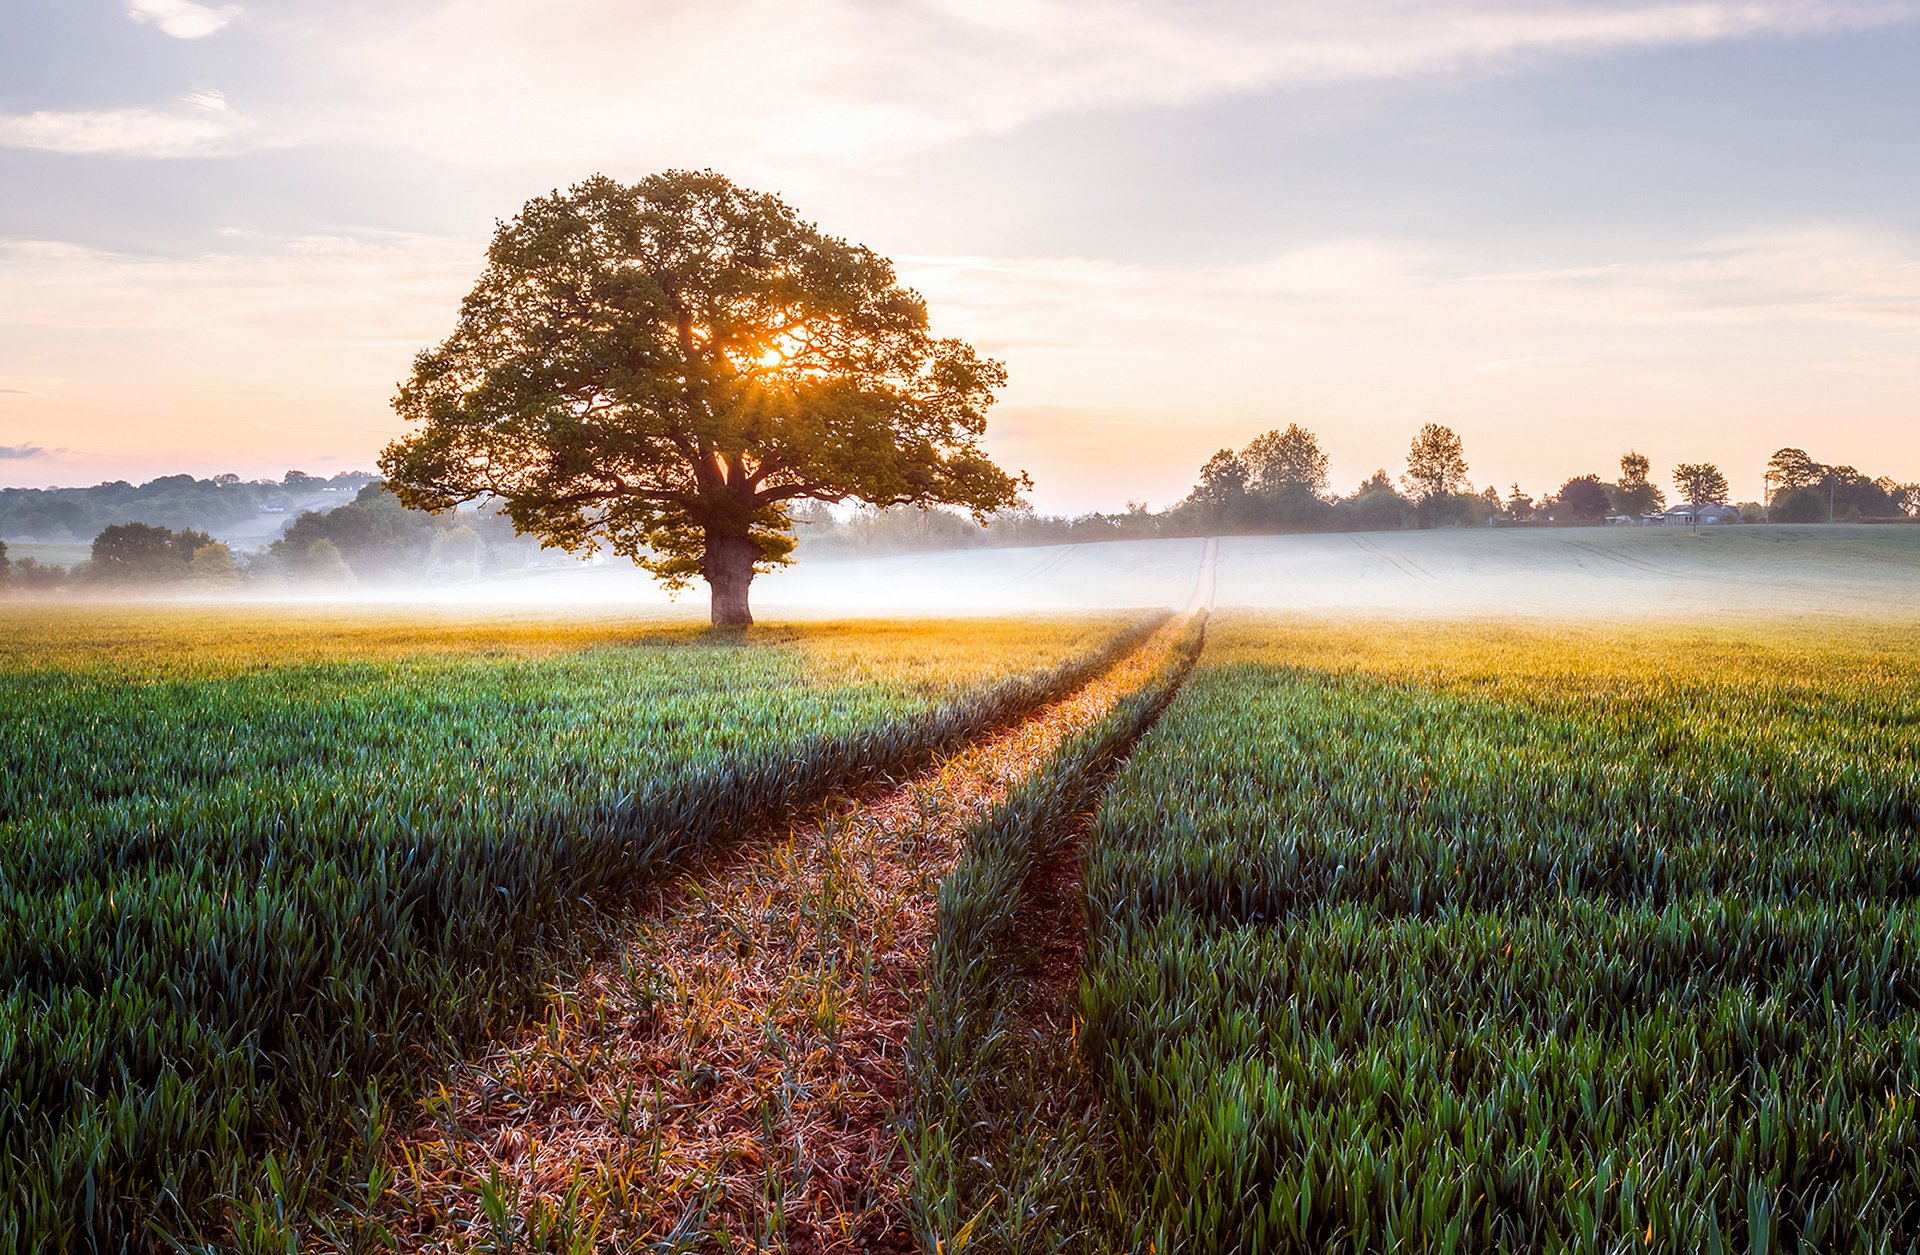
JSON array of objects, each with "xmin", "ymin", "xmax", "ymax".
[{"xmin": 373, "ymin": 617, "xmax": 1192, "ymax": 1253}]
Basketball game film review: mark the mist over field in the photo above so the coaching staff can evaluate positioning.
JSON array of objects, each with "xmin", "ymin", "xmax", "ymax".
[{"xmin": 207, "ymin": 524, "xmax": 1920, "ymax": 621}]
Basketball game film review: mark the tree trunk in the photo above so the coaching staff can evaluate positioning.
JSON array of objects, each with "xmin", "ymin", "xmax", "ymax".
[{"xmin": 704, "ymin": 531, "xmax": 758, "ymax": 627}]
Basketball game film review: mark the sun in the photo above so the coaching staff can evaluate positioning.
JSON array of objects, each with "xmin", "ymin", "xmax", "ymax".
[{"xmin": 750, "ymin": 331, "xmax": 806, "ymax": 371}]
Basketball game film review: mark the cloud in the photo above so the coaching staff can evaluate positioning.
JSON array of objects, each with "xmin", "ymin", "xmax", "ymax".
[
  {"xmin": 265, "ymin": 0, "xmax": 1920, "ymax": 170},
  {"xmin": 127, "ymin": 0, "xmax": 240, "ymax": 39},
  {"xmin": 0, "ymin": 94, "xmax": 251, "ymax": 158},
  {"xmin": 889, "ymin": 226, "xmax": 1920, "ymax": 501},
  {"xmin": 0, "ymin": 444, "xmax": 46, "ymax": 459},
  {"xmin": 0, "ymin": 221, "xmax": 1915, "ymax": 506}
]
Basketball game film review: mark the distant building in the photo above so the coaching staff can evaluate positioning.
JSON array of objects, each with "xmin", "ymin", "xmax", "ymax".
[{"xmin": 1655, "ymin": 503, "xmax": 1740, "ymax": 526}]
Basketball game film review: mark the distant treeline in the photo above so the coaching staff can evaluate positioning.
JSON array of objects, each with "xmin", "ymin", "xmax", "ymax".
[
  {"xmin": 794, "ymin": 427, "xmax": 1920, "ymax": 556},
  {"xmin": 1, "ymin": 483, "xmax": 541, "ymax": 594},
  {"xmin": 3, "ymin": 431, "xmax": 1915, "ymax": 595},
  {"xmin": 0, "ymin": 469, "xmax": 379, "ymax": 542}
]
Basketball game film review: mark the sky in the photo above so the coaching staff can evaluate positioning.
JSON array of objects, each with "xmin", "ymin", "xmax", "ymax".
[{"xmin": 2, "ymin": 0, "xmax": 1917, "ymax": 511}]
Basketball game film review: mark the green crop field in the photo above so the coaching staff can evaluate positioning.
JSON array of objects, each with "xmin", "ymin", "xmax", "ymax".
[
  {"xmin": 11, "ymin": 535, "xmax": 1920, "ymax": 1252},
  {"xmin": 0, "ymin": 604, "xmax": 1150, "ymax": 1251},
  {"xmin": 1065, "ymin": 615, "xmax": 1920, "ymax": 1252}
]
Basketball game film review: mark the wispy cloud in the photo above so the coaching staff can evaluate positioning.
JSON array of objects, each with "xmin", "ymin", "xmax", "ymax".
[
  {"xmin": 127, "ymin": 0, "xmax": 239, "ymax": 40},
  {"xmin": 5, "ymin": 221, "xmax": 1913, "ymax": 504},
  {"xmin": 0, "ymin": 91, "xmax": 250, "ymax": 158},
  {"xmin": 276, "ymin": 0, "xmax": 1920, "ymax": 169},
  {"xmin": 892, "ymin": 225, "xmax": 1920, "ymax": 500},
  {"xmin": 0, "ymin": 444, "xmax": 46, "ymax": 459}
]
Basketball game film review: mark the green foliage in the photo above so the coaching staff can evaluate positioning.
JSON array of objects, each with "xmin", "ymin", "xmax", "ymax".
[
  {"xmin": 87, "ymin": 521, "xmax": 214, "ymax": 584},
  {"xmin": 1610, "ymin": 450, "xmax": 1666, "ymax": 517},
  {"xmin": 1243, "ymin": 425, "xmax": 1330, "ymax": 503},
  {"xmin": 0, "ymin": 538, "xmax": 9, "ymax": 591},
  {"xmin": 1072, "ymin": 617, "xmax": 1920, "ymax": 1252},
  {"xmin": 1767, "ymin": 447, "xmax": 1824, "ymax": 493},
  {"xmin": 1555, "ymin": 474, "xmax": 1612, "ymax": 520},
  {"xmin": 1402, "ymin": 423, "xmax": 1469, "ymax": 504},
  {"xmin": 1344, "ymin": 471, "xmax": 1414, "ymax": 531},
  {"xmin": 0, "ymin": 612, "xmax": 1148, "ymax": 1250},
  {"xmin": 381, "ymin": 170, "xmax": 1026, "ymax": 622},
  {"xmin": 1672, "ymin": 461, "xmax": 1731, "ymax": 505},
  {"xmin": 188, "ymin": 542, "xmax": 240, "ymax": 585},
  {"xmin": 1772, "ymin": 485, "xmax": 1830, "ymax": 524}
]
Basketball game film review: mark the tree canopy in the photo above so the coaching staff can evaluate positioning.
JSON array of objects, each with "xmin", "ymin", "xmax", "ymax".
[
  {"xmin": 380, "ymin": 170, "xmax": 1026, "ymax": 624},
  {"xmin": 1244, "ymin": 424, "xmax": 1330, "ymax": 499},
  {"xmin": 1555, "ymin": 475, "xmax": 1612, "ymax": 521},
  {"xmin": 1612, "ymin": 451, "xmax": 1665, "ymax": 516},
  {"xmin": 1403, "ymin": 423, "xmax": 1468, "ymax": 502},
  {"xmin": 89, "ymin": 522, "xmax": 214, "ymax": 584},
  {"xmin": 1671, "ymin": 463, "xmax": 1730, "ymax": 506}
]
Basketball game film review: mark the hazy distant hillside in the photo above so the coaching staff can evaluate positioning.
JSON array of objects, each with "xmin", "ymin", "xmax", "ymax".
[{"xmin": 0, "ymin": 471, "xmax": 376, "ymax": 545}]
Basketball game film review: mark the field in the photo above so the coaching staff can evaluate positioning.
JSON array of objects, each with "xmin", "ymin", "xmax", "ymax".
[
  {"xmin": 7, "ymin": 528, "xmax": 1920, "ymax": 1252},
  {"xmin": 0, "ymin": 604, "xmax": 1149, "ymax": 1250},
  {"xmin": 1062, "ymin": 615, "xmax": 1920, "ymax": 1251}
]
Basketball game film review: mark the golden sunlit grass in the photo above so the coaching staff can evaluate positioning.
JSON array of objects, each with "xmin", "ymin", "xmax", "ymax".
[
  {"xmin": 364, "ymin": 617, "xmax": 1195, "ymax": 1252},
  {"xmin": 0, "ymin": 605, "xmax": 1156, "ymax": 1252},
  {"xmin": 0, "ymin": 602, "xmax": 1135, "ymax": 676}
]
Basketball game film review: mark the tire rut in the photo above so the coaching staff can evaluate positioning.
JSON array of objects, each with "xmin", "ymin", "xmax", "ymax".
[{"xmin": 361, "ymin": 616, "xmax": 1199, "ymax": 1254}]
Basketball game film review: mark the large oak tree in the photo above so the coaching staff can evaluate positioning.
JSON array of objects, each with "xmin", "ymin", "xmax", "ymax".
[{"xmin": 381, "ymin": 171, "xmax": 1026, "ymax": 625}]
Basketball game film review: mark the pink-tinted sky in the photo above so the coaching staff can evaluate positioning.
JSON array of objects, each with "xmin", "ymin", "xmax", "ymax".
[{"xmin": 2, "ymin": 0, "xmax": 1918, "ymax": 509}]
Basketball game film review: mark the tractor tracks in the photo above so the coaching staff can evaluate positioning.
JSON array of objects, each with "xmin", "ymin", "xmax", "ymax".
[
  {"xmin": 1349, "ymin": 532, "xmax": 1439, "ymax": 581},
  {"xmin": 363, "ymin": 614, "xmax": 1203, "ymax": 1253}
]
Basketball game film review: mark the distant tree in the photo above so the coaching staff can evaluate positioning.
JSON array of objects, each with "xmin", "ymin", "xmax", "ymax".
[
  {"xmin": 1241, "ymin": 424, "xmax": 1331, "ymax": 529},
  {"xmin": 0, "ymin": 538, "xmax": 9, "ymax": 592},
  {"xmin": 1671, "ymin": 463, "xmax": 1730, "ymax": 505},
  {"xmin": 1767, "ymin": 447, "xmax": 1825, "ymax": 494},
  {"xmin": 1772, "ymin": 487, "xmax": 1827, "ymax": 523},
  {"xmin": 9, "ymin": 557, "xmax": 65, "ymax": 591},
  {"xmin": 1824, "ymin": 466, "xmax": 1901, "ymax": 519},
  {"xmin": 272, "ymin": 485, "xmax": 436, "ymax": 580},
  {"xmin": 88, "ymin": 522, "xmax": 214, "ymax": 583},
  {"xmin": 1611, "ymin": 451, "xmax": 1665, "ymax": 516},
  {"xmin": 1505, "ymin": 484, "xmax": 1536, "ymax": 522},
  {"xmin": 188, "ymin": 542, "xmax": 240, "ymax": 585},
  {"xmin": 299, "ymin": 538, "xmax": 355, "ymax": 583},
  {"xmin": 1556, "ymin": 475, "xmax": 1612, "ymax": 521},
  {"xmin": 1243, "ymin": 425, "xmax": 1330, "ymax": 498},
  {"xmin": 1343, "ymin": 470, "xmax": 1414, "ymax": 531},
  {"xmin": 380, "ymin": 170, "xmax": 1025, "ymax": 626},
  {"xmin": 1469, "ymin": 486, "xmax": 1503, "ymax": 527},
  {"xmin": 1402, "ymin": 423, "xmax": 1469, "ymax": 502},
  {"xmin": 1181, "ymin": 449, "xmax": 1252, "ymax": 532},
  {"xmin": 430, "ymin": 524, "xmax": 484, "ymax": 576}
]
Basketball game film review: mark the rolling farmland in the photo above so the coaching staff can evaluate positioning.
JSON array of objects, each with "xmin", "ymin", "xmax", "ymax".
[
  {"xmin": 1065, "ymin": 615, "xmax": 1920, "ymax": 1251},
  {"xmin": 0, "ymin": 607, "xmax": 1150, "ymax": 1250},
  {"xmin": 6, "ymin": 527, "xmax": 1920, "ymax": 1251}
]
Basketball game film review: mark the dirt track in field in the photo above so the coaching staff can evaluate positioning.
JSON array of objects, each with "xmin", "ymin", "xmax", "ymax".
[{"xmin": 372, "ymin": 616, "xmax": 1192, "ymax": 1253}]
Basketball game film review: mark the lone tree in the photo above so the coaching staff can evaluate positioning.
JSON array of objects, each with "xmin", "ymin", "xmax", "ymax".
[
  {"xmin": 1672, "ymin": 462, "xmax": 1730, "ymax": 505},
  {"xmin": 1402, "ymin": 423, "xmax": 1468, "ymax": 502},
  {"xmin": 381, "ymin": 171, "xmax": 1026, "ymax": 625}
]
